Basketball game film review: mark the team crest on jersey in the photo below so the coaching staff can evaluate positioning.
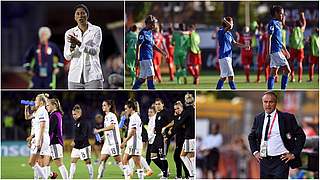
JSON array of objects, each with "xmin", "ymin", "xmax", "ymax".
[
  {"xmin": 77, "ymin": 123, "xmax": 80, "ymax": 127},
  {"xmin": 178, "ymin": 116, "xmax": 181, "ymax": 120},
  {"xmin": 47, "ymin": 47, "xmax": 52, "ymax": 55},
  {"xmin": 269, "ymin": 26, "xmax": 274, "ymax": 31},
  {"xmin": 158, "ymin": 116, "xmax": 161, "ymax": 120}
]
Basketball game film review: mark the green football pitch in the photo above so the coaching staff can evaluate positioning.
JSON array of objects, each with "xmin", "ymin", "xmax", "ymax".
[
  {"xmin": 125, "ymin": 71, "xmax": 319, "ymax": 90},
  {"xmin": 1, "ymin": 150, "xmax": 179, "ymax": 179}
]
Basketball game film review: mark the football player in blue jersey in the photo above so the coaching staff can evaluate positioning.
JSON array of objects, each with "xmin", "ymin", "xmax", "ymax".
[
  {"xmin": 267, "ymin": 5, "xmax": 291, "ymax": 90},
  {"xmin": 132, "ymin": 15, "xmax": 167, "ymax": 90},
  {"xmin": 215, "ymin": 17, "xmax": 250, "ymax": 90}
]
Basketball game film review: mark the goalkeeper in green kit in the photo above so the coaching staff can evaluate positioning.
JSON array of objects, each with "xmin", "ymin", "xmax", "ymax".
[
  {"xmin": 126, "ymin": 25, "xmax": 138, "ymax": 85},
  {"xmin": 172, "ymin": 23, "xmax": 190, "ymax": 84}
]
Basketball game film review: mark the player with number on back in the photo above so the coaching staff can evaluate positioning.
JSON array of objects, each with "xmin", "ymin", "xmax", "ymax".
[
  {"xmin": 126, "ymin": 25, "xmax": 138, "ymax": 85},
  {"xmin": 94, "ymin": 100, "xmax": 124, "ymax": 179},
  {"xmin": 69, "ymin": 104, "xmax": 94, "ymax": 179}
]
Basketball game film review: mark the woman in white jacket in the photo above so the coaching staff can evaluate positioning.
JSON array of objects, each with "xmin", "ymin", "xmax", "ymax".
[{"xmin": 64, "ymin": 4, "xmax": 104, "ymax": 89}]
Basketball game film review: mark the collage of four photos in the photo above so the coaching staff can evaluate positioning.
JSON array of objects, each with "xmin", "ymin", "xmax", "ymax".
[{"xmin": 1, "ymin": 0, "xmax": 319, "ymax": 179}]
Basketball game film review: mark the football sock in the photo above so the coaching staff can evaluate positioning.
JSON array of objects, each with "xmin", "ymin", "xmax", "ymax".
[
  {"xmin": 298, "ymin": 61, "xmax": 303, "ymax": 81},
  {"xmin": 123, "ymin": 165, "xmax": 131, "ymax": 180},
  {"xmin": 58, "ymin": 165, "xmax": 68, "ymax": 180},
  {"xmin": 228, "ymin": 81, "xmax": 236, "ymax": 90},
  {"xmin": 137, "ymin": 169, "xmax": 144, "ymax": 179},
  {"xmin": 281, "ymin": 74, "xmax": 288, "ymax": 90},
  {"xmin": 161, "ymin": 159, "xmax": 169, "ymax": 177},
  {"xmin": 267, "ymin": 76, "xmax": 275, "ymax": 90},
  {"xmin": 216, "ymin": 79, "xmax": 224, "ymax": 89},
  {"xmin": 97, "ymin": 161, "xmax": 106, "ymax": 179},
  {"xmin": 86, "ymin": 164, "xmax": 94, "ymax": 179},
  {"xmin": 180, "ymin": 156, "xmax": 194, "ymax": 177},
  {"xmin": 132, "ymin": 79, "xmax": 144, "ymax": 89},
  {"xmin": 257, "ymin": 67, "xmax": 262, "ymax": 82},
  {"xmin": 33, "ymin": 163, "xmax": 45, "ymax": 179},
  {"xmin": 140, "ymin": 156, "xmax": 150, "ymax": 170},
  {"xmin": 69, "ymin": 163, "xmax": 76, "ymax": 179},
  {"xmin": 245, "ymin": 66, "xmax": 250, "ymax": 82},
  {"xmin": 147, "ymin": 79, "xmax": 155, "ymax": 89}
]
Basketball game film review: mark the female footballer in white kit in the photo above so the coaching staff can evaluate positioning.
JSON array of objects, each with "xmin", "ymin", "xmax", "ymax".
[
  {"xmin": 121, "ymin": 100, "xmax": 144, "ymax": 179},
  {"xmin": 28, "ymin": 93, "xmax": 51, "ymax": 179},
  {"xmin": 94, "ymin": 100, "xmax": 124, "ymax": 179},
  {"xmin": 25, "ymin": 103, "xmax": 40, "ymax": 179}
]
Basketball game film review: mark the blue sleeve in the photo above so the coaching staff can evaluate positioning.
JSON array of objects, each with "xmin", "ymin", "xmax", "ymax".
[
  {"xmin": 268, "ymin": 21, "xmax": 274, "ymax": 35},
  {"xmin": 118, "ymin": 115, "xmax": 126, "ymax": 128},
  {"xmin": 230, "ymin": 32, "xmax": 235, "ymax": 42},
  {"xmin": 137, "ymin": 31, "xmax": 145, "ymax": 45}
]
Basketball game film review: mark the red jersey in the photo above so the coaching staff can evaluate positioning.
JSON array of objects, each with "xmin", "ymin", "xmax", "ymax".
[
  {"xmin": 258, "ymin": 32, "xmax": 269, "ymax": 56},
  {"xmin": 163, "ymin": 32, "xmax": 174, "ymax": 54},
  {"xmin": 153, "ymin": 31, "xmax": 165, "ymax": 58},
  {"xmin": 239, "ymin": 32, "xmax": 253, "ymax": 55}
]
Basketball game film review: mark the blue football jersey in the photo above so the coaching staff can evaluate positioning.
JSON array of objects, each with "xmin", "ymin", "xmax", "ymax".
[
  {"xmin": 137, "ymin": 28, "xmax": 154, "ymax": 60},
  {"xmin": 218, "ymin": 28, "xmax": 234, "ymax": 59},
  {"xmin": 268, "ymin": 19, "xmax": 283, "ymax": 53}
]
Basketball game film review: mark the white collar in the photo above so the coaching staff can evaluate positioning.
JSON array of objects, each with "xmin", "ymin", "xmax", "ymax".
[
  {"xmin": 265, "ymin": 109, "xmax": 277, "ymax": 118},
  {"xmin": 75, "ymin": 22, "xmax": 93, "ymax": 33}
]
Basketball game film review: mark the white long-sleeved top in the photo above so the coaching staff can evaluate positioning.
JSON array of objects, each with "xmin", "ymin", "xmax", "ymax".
[{"xmin": 64, "ymin": 22, "xmax": 104, "ymax": 83}]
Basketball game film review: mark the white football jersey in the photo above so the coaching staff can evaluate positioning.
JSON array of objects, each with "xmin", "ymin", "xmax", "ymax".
[
  {"xmin": 34, "ymin": 106, "xmax": 50, "ymax": 145},
  {"xmin": 104, "ymin": 112, "xmax": 121, "ymax": 145},
  {"xmin": 127, "ymin": 112, "xmax": 143, "ymax": 150}
]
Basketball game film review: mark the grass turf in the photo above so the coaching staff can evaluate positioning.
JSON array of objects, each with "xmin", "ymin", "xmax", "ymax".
[
  {"xmin": 1, "ymin": 150, "xmax": 178, "ymax": 179},
  {"xmin": 125, "ymin": 71, "xmax": 319, "ymax": 90}
]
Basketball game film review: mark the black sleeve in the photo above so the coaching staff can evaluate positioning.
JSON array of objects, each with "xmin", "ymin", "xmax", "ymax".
[
  {"xmin": 49, "ymin": 114, "xmax": 58, "ymax": 135},
  {"xmin": 289, "ymin": 114, "xmax": 306, "ymax": 157},
  {"xmin": 248, "ymin": 116, "xmax": 260, "ymax": 154},
  {"xmin": 172, "ymin": 111, "xmax": 188, "ymax": 132},
  {"xmin": 23, "ymin": 45, "xmax": 35, "ymax": 70}
]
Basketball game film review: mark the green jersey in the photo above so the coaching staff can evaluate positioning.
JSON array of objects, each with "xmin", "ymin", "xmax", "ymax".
[
  {"xmin": 290, "ymin": 27, "xmax": 304, "ymax": 49},
  {"xmin": 310, "ymin": 33, "xmax": 320, "ymax": 57},
  {"xmin": 126, "ymin": 31, "xmax": 138, "ymax": 50},
  {"xmin": 190, "ymin": 31, "xmax": 200, "ymax": 54},
  {"xmin": 282, "ymin": 29, "xmax": 287, "ymax": 47},
  {"xmin": 125, "ymin": 31, "xmax": 138, "ymax": 66},
  {"xmin": 172, "ymin": 31, "xmax": 188, "ymax": 55}
]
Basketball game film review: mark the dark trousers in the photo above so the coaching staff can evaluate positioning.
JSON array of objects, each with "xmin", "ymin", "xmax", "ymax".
[
  {"xmin": 260, "ymin": 155, "xmax": 289, "ymax": 179},
  {"xmin": 174, "ymin": 143, "xmax": 190, "ymax": 178},
  {"xmin": 32, "ymin": 76, "xmax": 51, "ymax": 89}
]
